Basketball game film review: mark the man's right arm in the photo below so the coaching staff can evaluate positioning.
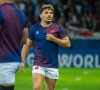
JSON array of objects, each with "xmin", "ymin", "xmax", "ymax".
[
  {"xmin": 21, "ymin": 39, "xmax": 33, "ymax": 62},
  {"xmin": 20, "ymin": 39, "xmax": 33, "ymax": 71}
]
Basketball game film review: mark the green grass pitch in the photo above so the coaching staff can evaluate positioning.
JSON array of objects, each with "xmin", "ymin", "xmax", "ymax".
[{"xmin": 15, "ymin": 67, "xmax": 100, "ymax": 90}]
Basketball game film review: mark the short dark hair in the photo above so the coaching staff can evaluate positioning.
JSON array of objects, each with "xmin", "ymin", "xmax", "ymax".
[{"xmin": 40, "ymin": 4, "xmax": 54, "ymax": 14}]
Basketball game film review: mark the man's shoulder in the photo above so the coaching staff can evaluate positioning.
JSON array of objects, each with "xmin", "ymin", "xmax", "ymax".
[
  {"xmin": 52, "ymin": 23, "xmax": 62, "ymax": 29},
  {"xmin": 29, "ymin": 23, "xmax": 40, "ymax": 32},
  {"xmin": 0, "ymin": 3, "xmax": 11, "ymax": 9},
  {"xmin": 31, "ymin": 22, "xmax": 40, "ymax": 28},
  {"xmin": 52, "ymin": 23, "xmax": 63, "ymax": 30},
  {"xmin": 52, "ymin": 23, "xmax": 60, "ymax": 27},
  {"xmin": 0, "ymin": 4, "xmax": 4, "ymax": 10}
]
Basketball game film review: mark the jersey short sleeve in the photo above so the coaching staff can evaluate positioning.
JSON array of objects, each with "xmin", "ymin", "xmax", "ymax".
[
  {"xmin": 58, "ymin": 26, "xmax": 67, "ymax": 39},
  {"xmin": 28, "ymin": 26, "xmax": 35, "ymax": 40},
  {"xmin": 0, "ymin": 10, "xmax": 3, "ymax": 26}
]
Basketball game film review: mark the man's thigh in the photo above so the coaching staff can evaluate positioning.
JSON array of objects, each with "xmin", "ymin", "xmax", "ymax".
[
  {"xmin": 45, "ymin": 67, "xmax": 59, "ymax": 79},
  {"xmin": 32, "ymin": 66, "xmax": 45, "ymax": 88},
  {"xmin": 45, "ymin": 67, "xmax": 58, "ymax": 90},
  {"xmin": 32, "ymin": 73, "xmax": 45, "ymax": 87},
  {"xmin": 0, "ymin": 62, "xmax": 20, "ymax": 85},
  {"xmin": 45, "ymin": 77, "xmax": 57, "ymax": 90}
]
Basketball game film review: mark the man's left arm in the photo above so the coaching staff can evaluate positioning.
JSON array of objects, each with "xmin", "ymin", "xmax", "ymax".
[
  {"xmin": 46, "ymin": 34, "xmax": 71, "ymax": 48},
  {"xmin": 20, "ymin": 28, "xmax": 28, "ymax": 45}
]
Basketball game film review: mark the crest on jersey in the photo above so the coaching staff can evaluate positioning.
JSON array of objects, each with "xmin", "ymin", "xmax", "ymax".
[
  {"xmin": 36, "ymin": 31, "xmax": 39, "ymax": 34},
  {"xmin": 50, "ymin": 29, "xmax": 55, "ymax": 33}
]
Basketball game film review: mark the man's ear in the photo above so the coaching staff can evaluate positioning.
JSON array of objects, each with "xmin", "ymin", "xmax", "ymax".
[{"xmin": 40, "ymin": 14, "xmax": 42, "ymax": 19}]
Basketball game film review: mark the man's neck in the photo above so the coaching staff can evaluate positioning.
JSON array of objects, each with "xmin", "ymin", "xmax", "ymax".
[
  {"xmin": 40, "ymin": 21, "xmax": 52, "ymax": 27},
  {"xmin": 0, "ymin": 0, "xmax": 13, "ymax": 5}
]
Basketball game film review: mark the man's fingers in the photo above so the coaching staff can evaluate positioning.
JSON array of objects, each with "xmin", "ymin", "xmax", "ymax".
[
  {"xmin": 20, "ymin": 68, "xmax": 24, "ymax": 71},
  {"xmin": 46, "ymin": 33, "xmax": 50, "ymax": 36},
  {"xmin": 46, "ymin": 34, "xmax": 50, "ymax": 40},
  {"xmin": 20, "ymin": 66, "xmax": 24, "ymax": 71},
  {"xmin": 46, "ymin": 36, "xmax": 49, "ymax": 40},
  {"xmin": 46, "ymin": 34, "xmax": 48, "ymax": 37},
  {"xmin": 46, "ymin": 34, "xmax": 48, "ymax": 40}
]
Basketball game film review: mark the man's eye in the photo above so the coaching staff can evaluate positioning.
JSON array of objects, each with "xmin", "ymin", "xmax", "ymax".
[{"xmin": 50, "ymin": 12, "xmax": 53, "ymax": 14}]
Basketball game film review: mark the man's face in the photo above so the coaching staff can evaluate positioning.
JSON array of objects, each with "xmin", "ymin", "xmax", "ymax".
[{"xmin": 40, "ymin": 9, "xmax": 53, "ymax": 23}]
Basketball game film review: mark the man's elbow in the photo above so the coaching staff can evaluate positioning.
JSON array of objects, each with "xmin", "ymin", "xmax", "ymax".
[
  {"xmin": 66, "ymin": 43, "xmax": 71, "ymax": 48},
  {"xmin": 65, "ymin": 42, "xmax": 71, "ymax": 48},
  {"xmin": 20, "ymin": 40, "xmax": 27, "ymax": 45},
  {"xmin": 20, "ymin": 37, "xmax": 27, "ymax": 45}
]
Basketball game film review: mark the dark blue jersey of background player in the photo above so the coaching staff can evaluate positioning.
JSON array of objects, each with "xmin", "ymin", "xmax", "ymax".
[{"xmin": 0, "ymin": 2, "xmax": 27, "ymax": 63}]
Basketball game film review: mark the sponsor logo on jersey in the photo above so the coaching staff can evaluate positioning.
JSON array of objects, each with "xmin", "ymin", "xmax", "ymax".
[{"xmin": 36, "ymin": 31, "xmax": 39, "ymax": 34}]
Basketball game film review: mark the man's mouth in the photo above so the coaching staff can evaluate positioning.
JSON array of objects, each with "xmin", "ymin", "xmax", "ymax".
[{"xmin": 47, "ymin": 17, "xmax": 51, "ymax": 20}]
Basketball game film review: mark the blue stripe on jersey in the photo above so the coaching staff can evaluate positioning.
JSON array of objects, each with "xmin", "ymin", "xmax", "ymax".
[{"xmin": 0, "ymin": 10, "xmax": 3, "ymax": 25}]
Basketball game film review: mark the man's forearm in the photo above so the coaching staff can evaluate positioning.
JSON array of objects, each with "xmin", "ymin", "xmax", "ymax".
[
  {"xmin": 52, "ymin": 37, "xmax": 71, "ymax": 48},
  {"xmin": 20, "ymin": 28, "xmax": 28, "ymax": 45},
  {"xmin": 46, "ymin": 34, "xmax": 71, "ymax": 48},
  {"xmin": 21, "ymin": 44, "xmax": 30, "ymax": 62}
]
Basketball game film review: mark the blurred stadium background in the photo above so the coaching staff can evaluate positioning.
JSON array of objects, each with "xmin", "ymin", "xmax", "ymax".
[{"xmin": 13, "ymin": 0, "xmax": 100, "ymax": 90}]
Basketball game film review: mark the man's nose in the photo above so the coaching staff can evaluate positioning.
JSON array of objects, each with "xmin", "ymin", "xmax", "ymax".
[{"xmin": 48, "ymin": 13, "xmax": 51, "ymax": 16}]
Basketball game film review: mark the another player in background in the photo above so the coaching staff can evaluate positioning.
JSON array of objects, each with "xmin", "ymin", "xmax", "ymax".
[
  {"xmin": 20, "ymin": 4, "xmax": 71, "ymax": 90},
  {"xmin": 0, "ymin": 0, "xmax": 28, "ymax": 90}
]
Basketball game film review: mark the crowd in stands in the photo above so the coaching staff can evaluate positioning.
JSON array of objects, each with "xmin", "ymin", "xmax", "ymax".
[{"xmin": 15, "ymin": 0, "xmax": 100, "ymax": 37}]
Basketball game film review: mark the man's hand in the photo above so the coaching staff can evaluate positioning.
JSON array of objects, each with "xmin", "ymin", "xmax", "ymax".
[
  {"xmin": 46, "ymin": 33, "xmax": 55, "ymax": 41},
  {"xmin": 20, "ymin": 62, "xmax": 24, "ymax": 71}
]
